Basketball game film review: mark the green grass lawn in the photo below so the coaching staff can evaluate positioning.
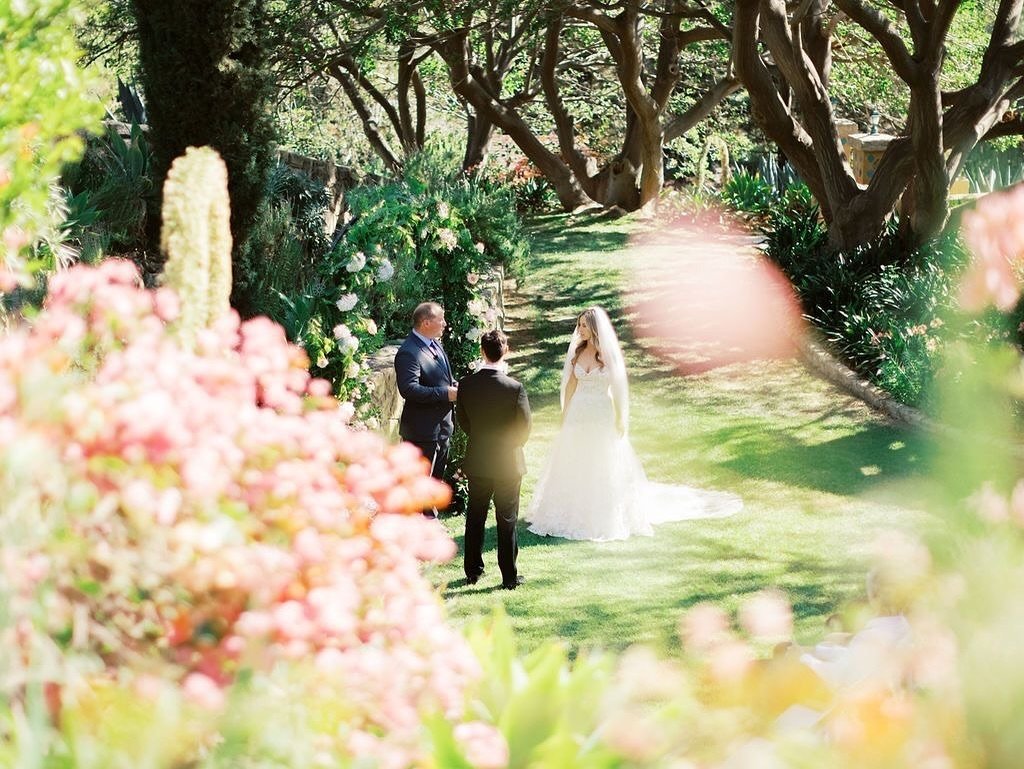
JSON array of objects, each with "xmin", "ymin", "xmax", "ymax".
[{"xmin": 430, "ymin": 213, "xmax": 931, "ymax": 657}]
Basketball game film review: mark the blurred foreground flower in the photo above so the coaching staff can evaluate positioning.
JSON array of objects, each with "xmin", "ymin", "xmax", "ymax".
[
  {"xmin": 959, "ymin": 183, "xmax": 1024, "ymax": 312},
  {"xmin": 0, "ymin": 260, "xmax": 469, "ymax": 767},
  {"xmin": 628, "ymin": 223, "xmax": 804, "ymax": 373}
]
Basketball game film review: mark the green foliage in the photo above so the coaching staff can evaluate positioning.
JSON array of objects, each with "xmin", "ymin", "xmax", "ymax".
[
  {"xmin": 452, "ymin": 609, "xmax": 618, "ymax": 769},
  {"xmin": 132, "ymin": 0, "xmax": 277, "ymax": 310},
  {"xmin": 763, "ymin": 191, "xmax": 975, "ymax": 406},
  {"xmin": 0, "ymin": 0, "xmax": 103, "ymax": 282},
  {"xmin": 263, "ymin": 146, "xmax": 528, "ymax": 412},
  {"xmin": 61, "ymin": 124, "xmax": 157, "ymax": 269},
  {"xmin": 721, "ymin": 171, "xmax": 775, "ymax": 215},
  {"xmin": 963, "ymin": 139, "xmax": 1024, "ymax": 193}
]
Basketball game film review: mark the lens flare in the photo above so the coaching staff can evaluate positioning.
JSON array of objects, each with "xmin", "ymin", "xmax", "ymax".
[{"xmin": 625, "ymin": 222, "xmax": 805, "ymax": 373}]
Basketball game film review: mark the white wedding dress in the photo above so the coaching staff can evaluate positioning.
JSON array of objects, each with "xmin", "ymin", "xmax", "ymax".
[{"xmin": 526, "ymin": 362, "xmax": 743, "ymax": 542}]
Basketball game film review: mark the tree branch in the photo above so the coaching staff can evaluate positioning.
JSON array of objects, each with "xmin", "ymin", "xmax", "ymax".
[
  {"xmin": 834, "ymin": 0, "xmax": 916, "ymax": 83},
  {"xmin": 664, "ymin": 76, "xmax": 741, "ymax": 140}
]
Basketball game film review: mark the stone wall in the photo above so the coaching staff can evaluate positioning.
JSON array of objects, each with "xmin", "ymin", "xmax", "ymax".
[
  {"xmin": 275, "ymin": 148, "xmax": 361, "ymax": 235},
  {"xmin": 102, "ymin": 121, "xmax": 360, "ymax": 235}
]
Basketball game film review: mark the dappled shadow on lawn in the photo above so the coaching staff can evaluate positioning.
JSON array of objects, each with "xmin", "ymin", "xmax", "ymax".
[
  {"xmin": 465, "ymin": 523, "xmax": 870, "ymax": 655},
  {"xmin": 526, "ymin": 214, "xmax": 632, "ymax": 256},
  {"xmin": 714, "ymin": 420, "xmax": 930, "ymax": 498}
]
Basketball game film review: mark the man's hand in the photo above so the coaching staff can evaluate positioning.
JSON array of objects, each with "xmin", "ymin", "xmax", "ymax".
[{"xmin": 448, "ymin": 386, "xmax": 459, "ymax": 402}]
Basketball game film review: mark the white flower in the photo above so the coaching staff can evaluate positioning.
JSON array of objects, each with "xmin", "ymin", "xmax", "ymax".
[
  {"xmin": 335, "ymin": 293, "xmax": 358, "ymax": 312},
  {"xmin": 364, "ymin": 318, "xmax": 378, "ymax": 336},
  {"xmin": 333, "ymin": 323, "xmax": 353, "ymax": 343},
  {"xmin": 345, "ymin": 361, "xmax": 360, "ymax": 379},
  {"xmin": 437, "ymin": 201, "xmax": 450, "ymax": 219},
  {"xmin": 437, "ymin": 228, "xmax": 458, "ymax": 252},
  {"xmin": 467, "ymin": 298, "xmax": 487, "ymax": 316},
  {"xmin": 474, "ymin": 241, "xmax": 485, "ymax": 254},
  {"xmin": 467, "ymin": 327, "xmax": 484, "ymax": 342},
  {"xmin": 466, "ymin": 272, "xmax": 480, "ymax": 286},
  {"xmin": 316, "ymin": 353, "xmax": 328, "ymax": 369},
  {"xmin": 346, "ymin": 251, "xmax": 366, "ymax": 273},
  {"xmin": 376, "ymin": 259, "xmax": 394, "ymax": 281},
  {"xmin": 338, "ymin": 401, "xmax": 355, "ymax": 422}
]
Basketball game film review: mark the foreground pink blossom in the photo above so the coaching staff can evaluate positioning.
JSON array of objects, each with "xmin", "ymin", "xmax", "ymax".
[
  {"xmin": 959, "ymin": 183, "xmax": 1024, "ymax": 312},
  {"xmin": 0, "ymin": 260, "xmax": 474, "ymax": 767}
]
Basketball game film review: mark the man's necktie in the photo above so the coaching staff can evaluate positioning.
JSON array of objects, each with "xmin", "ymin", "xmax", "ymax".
[{"xmin": 430, "ymin": 340, "xmax": 449, "ymax": 378}]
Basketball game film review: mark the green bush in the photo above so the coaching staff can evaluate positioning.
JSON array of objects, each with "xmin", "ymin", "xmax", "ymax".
[
  {"xmin": 721, "ymin": 171, "xmax": 776, "ymax": 215},
  {"xmin": 0, "ymin": 0, "xmax": 103, "ymax": 285},
  {"xmin": 60, "ymin": 123, "xmax": 157, "ymax": 273},
  {"xmin": 763, "ymin": 190, "xmax": 973, "ymax": 406},
  {"xmin": 263, "ymin": 147, "xmax": 528, "ymax": 406}
]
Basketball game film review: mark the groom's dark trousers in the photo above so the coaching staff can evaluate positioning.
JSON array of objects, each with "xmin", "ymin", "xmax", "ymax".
[{"xmin": 456, "ymin": 366, "xmax": 531, "ymax": 586}]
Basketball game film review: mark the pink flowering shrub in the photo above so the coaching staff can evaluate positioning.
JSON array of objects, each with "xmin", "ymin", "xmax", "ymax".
[
  {"xmin": 0, "ymin": 259, "xmax": 478, "ymax": 766},
  {"xmin": 959, "ymin": 183, "xmax": 1024, "ymax": 312}
]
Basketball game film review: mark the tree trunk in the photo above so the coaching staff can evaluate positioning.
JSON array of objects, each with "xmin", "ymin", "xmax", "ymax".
[
  {"xmin": 541, "ymin": 15, "xmax": 603, "ymax": 200},
  {"xmin": 435, "ymin": 30, "xmax": 593, "ymax": 211},
  {"xmin": 331, "ymin": 64, "xmax": 403, "ymax": 173},
  {"xmin": 462, "ymin": 107, "xmax": 495, "ymax": 171}
]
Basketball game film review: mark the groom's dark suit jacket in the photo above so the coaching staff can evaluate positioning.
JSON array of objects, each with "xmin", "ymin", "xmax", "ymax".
[
  {"xmin": 456, "ymin": 367, "xmax": 531, "ymax": 477},
  {"xmin": 395, "ymin": 332, "xmax": 455, "ymax": 442}
]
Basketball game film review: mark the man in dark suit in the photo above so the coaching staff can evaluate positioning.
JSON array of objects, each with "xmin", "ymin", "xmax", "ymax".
[
  {"xmin": 457, "ymin": 330, "xmax": 531, "ymax": 590},
  {"xmin": 395, "ymin": 302, "xmax": 458, "ymax": 517}
]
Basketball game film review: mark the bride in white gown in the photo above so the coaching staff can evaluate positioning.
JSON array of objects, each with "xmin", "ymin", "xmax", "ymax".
[{"xmin": 526, "ymin": 306, "xmax": 742, "ymax": 541}]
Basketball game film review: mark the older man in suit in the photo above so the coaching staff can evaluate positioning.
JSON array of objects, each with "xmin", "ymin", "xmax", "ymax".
[
  {"xmin": 457, "ymin": 329, "xmax": 531, "ymax": 589},
  {"xmin": 394, "ymin": 302, "xmax": 458, "ymax": 517}
]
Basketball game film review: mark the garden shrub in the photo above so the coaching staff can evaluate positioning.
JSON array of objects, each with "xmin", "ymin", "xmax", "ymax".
[
  {"xmin": 237, "ymin": 164, "xmax": 333, "ymax": 320},
  {"xmin": 267, "ymin": 146, "xmax": 529, "ymax": 413},
  {"xmin": 721, "ymin": 170, "xmax": 776, "ymax": 216},
  {"xmin": 60, "ymin": 123, "xmax": 157, "ymax": 271},
  {"xmin": 0, "ymin": 0, "xmax": 103, "ymax": 288},
  {"xmin": 762, "ymin": 187, "xmax": 977, "ymax": 407},
  {"xmin": 0, "ymin": 258, "xmax": 471, "ymax": 768}
]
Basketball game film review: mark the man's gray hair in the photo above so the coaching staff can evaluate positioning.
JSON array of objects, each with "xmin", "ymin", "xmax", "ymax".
[{"xmin": 413, "ymin": 302, "xmax": 443, "ymax": 328}]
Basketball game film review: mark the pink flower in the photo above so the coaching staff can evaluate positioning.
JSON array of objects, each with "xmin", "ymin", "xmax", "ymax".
[
  {"xmin": 707, "ymin": 640, "xmax": 755, "ymax": 683},
  {"xmin": 0, "ymin": 261, "xmax": 481, "ymax": 765},
  {"xmin": 969, "ymin": 481, "xmax": 1009, "ymax": 523},
  {"xmin": 182, "ymin": 673, "xmax": 226, "ymax": 711},
  {"xmin": 454, "ymin": 722, "xmax": 509, "ymax": 769},
  {"xmin": 679, "ymin": 603, "xmax": 730, "ymax": 652},
  {"xmin": 739, "ymin": 590, "xmax": 793, "ymax": 641},
  {"xmin": 959, "ymin": 185, "xmax": 1024, "ymax": 312}
]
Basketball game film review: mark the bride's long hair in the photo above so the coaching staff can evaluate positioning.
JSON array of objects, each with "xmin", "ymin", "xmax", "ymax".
[
  {"xmin": 571, "ymin": 309, "xmax": 603, "ymax": 369},
  {"xmin": 559, "ymin": 306, "xmax": 630, "ymax": 432}
]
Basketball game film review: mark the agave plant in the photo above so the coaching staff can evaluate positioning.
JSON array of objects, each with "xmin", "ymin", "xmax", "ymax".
[
  {"xmin": 963, "ymin": 141, "xmax": 1024, "ymax": 193},
  {"xmin": 721, "ymin": 171, "xmax": 776, "ymax": 215}
]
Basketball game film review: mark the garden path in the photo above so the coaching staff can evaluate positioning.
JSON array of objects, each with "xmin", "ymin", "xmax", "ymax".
[{"xmin": 434, "ymin": 214, "xmax": 931, "ymax": 656}]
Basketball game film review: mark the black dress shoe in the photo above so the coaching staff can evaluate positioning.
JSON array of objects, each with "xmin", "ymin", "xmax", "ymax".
[
  {"xmin": 466, "ymin": 572, "xmax": 484, "ymax": 585},
  {"xmin": 501, "ymin": 576, "xmax": 525, "ymax": 590}
]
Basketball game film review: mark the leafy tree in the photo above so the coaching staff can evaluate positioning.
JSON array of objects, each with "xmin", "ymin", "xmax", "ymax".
[
  {"xmin": 132, "ymin": 0, "xmax": 277, "ymax": 310},
  {"xmin": 733, "ymin": 0, "xmax": 1024, "ymax": 250}
]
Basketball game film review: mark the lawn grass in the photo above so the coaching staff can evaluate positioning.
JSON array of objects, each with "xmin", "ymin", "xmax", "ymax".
[{"xmin": 430, "ymin": 213, "xmax": 931, "ymax": 657}]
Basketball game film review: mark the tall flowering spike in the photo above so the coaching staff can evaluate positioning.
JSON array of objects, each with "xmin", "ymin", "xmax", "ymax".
[{"xmin": 159, "ymin": 147, "xmax": 233, "ymax": 341}]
